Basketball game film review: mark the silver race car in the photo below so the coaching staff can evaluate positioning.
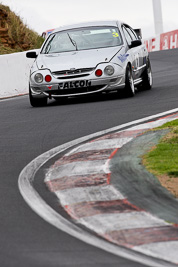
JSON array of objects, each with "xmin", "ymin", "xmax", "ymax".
[{"xmin": 26, "ymin": 20, "xmax": 152, "ymax": 107}]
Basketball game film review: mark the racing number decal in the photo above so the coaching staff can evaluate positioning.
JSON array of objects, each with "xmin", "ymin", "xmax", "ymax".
[{"xmin": 112, "ymin": 32, "xmax": 119, "ymax": 37}]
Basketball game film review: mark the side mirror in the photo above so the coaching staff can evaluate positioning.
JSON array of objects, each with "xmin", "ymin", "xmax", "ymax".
[
  {"xmin": 26, "ymin": 51, "xmax": 37, "ymax": 58},
  {"xmin": 129, "ymin": 40, "xmax": 142, "ymax": 48}
]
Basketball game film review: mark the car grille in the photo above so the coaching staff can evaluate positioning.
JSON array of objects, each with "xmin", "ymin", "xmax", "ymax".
[
  {"xmin": 46, "ymin": 85, "xmax": 105, "ymax": 96},
  {"xmin": 52, "ymin": 68, "xmax": 94, "ymax": 79}
]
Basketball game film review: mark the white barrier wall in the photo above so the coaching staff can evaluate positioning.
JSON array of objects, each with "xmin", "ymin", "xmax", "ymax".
[{"xmin": 0, "ymin": 51, "xmax": 34, "ymax": 99}]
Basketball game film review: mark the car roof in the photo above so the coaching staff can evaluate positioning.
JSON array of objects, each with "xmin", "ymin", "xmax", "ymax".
[{"xmin": 53, "ymin": 20, "xmax": 123, "ymax": 33}]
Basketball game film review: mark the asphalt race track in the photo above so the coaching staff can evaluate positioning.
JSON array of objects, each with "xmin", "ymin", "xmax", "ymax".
[{"xmin": 0, "ymin": 48, "xmax": 178, "ymax": 267}]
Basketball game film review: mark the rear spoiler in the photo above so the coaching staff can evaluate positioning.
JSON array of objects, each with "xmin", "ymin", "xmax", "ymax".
[{"xmin": 134, "ymin": 29, "xmax": 142, "ymax": 39}]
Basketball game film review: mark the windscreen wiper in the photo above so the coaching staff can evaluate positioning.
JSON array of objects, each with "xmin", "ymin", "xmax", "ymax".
[
  {"xmin": 67, "ymin": 33, "xmax": 78, "ymax": 51},
  {"xmin": 44, "ymin": 34, "xmax": 56, "ymax": 54}
]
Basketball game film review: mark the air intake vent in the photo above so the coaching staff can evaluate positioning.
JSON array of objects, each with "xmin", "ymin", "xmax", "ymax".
[{"xmin": 52, "ymin": 68, "xmax": 94, "ymax": 76}]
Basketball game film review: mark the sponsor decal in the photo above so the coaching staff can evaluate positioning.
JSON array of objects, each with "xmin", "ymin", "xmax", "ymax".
[
  {"xmin": 59, "ymin": 80, "xmax": 91, "ymax": 89},
  {"xmin": 160, "ymin": 30, "xmax": 178, "ymax": 50},
  {"xmin": 118, "ymin": 54, "xmax": 129, "ymax": 63},
  {"xmin": 162, "ymin": 35, "xmax": 169, "ymax": 50},
  {"xmin": 144, "ymin": 29, "xmax": 178, "ymax": 52},
  {"xmin": 144, "ymin": 38, "xmax": 156, "ymax": 52}
]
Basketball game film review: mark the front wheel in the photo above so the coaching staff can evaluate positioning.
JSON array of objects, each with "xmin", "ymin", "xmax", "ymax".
[
  {"xmin": 124, "ymin": 65, "xmax": 135, "ymax": 97},
  {"xmin": 29, "ymin": 89, "xmax": 47, "ymax": 107},
  {"xmin": 141, "ymin": 57, "xmax": 153, "ymax": 90}
]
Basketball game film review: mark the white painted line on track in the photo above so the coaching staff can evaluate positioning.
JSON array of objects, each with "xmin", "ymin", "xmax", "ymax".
[
  {"xmin": 18, "ymin": 107, "xmax": 178, "ymax": 267},
  {"xmin": 126, "ymin": 117, "xmax": 177, "ymax": 131}
]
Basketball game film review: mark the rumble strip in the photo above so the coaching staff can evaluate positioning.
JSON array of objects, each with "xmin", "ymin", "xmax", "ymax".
[
  {"xmin": 18, "ymin": 108, "xmax": 178, "ymax": 267},
  {"xmin": 45, "ymin": 112, "xmax": 178, "ymax": 265}
]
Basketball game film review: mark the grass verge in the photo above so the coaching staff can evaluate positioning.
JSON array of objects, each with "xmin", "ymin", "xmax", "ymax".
[
  {"xmin": 142, "ymin": 118, "xmax": 178, "ymax": 197},
  {"xmin": 0, "ymin": 3, "xmax": 44, "ymax": 54}
]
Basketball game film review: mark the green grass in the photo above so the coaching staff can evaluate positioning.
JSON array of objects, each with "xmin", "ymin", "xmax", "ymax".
[
  {"xmin": 143, "ymin": 119, "xmax": 178, "ymax": 178},
  {"xmin": 157, "ymin": 119, "xmax": 178, "ymax": 130}
]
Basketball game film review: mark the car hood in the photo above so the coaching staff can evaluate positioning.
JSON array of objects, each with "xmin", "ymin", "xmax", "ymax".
[{"xmin": 36, "ymin": 47, "xmax": 122, "ymax": 72}]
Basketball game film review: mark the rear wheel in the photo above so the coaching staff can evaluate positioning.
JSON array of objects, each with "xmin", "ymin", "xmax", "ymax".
[
  {"xmin": 124, "ymin": 65, "xmax": 135, "ymax": 97},
  {"xmin": 29, "ymin": 89, "xmax": 47, "ymax": 107}
]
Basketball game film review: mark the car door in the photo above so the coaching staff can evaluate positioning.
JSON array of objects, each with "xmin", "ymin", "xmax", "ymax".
[{"xmin": 122, "ymin": 24, "xmax": 144, "ymax": 80}]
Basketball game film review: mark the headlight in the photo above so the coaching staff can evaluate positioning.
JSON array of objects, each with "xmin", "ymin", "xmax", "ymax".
[
  {"xmin": 34, "ymin": 73, "xmax": 43, "ymax": 83},
  {"xmin": 104, "ymin": 65, "xmax": 114, "ymax": 76}
]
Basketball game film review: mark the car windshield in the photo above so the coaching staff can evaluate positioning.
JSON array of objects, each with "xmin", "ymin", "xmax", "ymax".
[{"xmin": 41, "ymin": 26, "xmax": 123, "ymax": 54}]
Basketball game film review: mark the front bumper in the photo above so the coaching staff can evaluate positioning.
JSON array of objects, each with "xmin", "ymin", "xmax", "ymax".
[
  {"xmin": 29, "ymin": 64, "xmax": 125, "ymax": 98},
  {"xmin": 30, "ymin": 76, "xmax": 125, "ymax": 98}
]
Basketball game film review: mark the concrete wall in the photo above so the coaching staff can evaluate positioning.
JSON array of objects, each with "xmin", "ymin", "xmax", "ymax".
[{"xmin": 0, "ymin": 51, "xmax": 34, "ymax": 99}]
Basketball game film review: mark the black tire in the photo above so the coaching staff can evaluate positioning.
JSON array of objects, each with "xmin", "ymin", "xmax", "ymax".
[
  {"xmin": 29, "ymin": 89, "xmax": 47, "ymax": 107},
  {"xmin": 141, "ymin": 57, "xmax": 153, "ymax": 90},
  {"xmin": 124, "ymin": 64, "xmax": 135, "ymax": 97}
]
